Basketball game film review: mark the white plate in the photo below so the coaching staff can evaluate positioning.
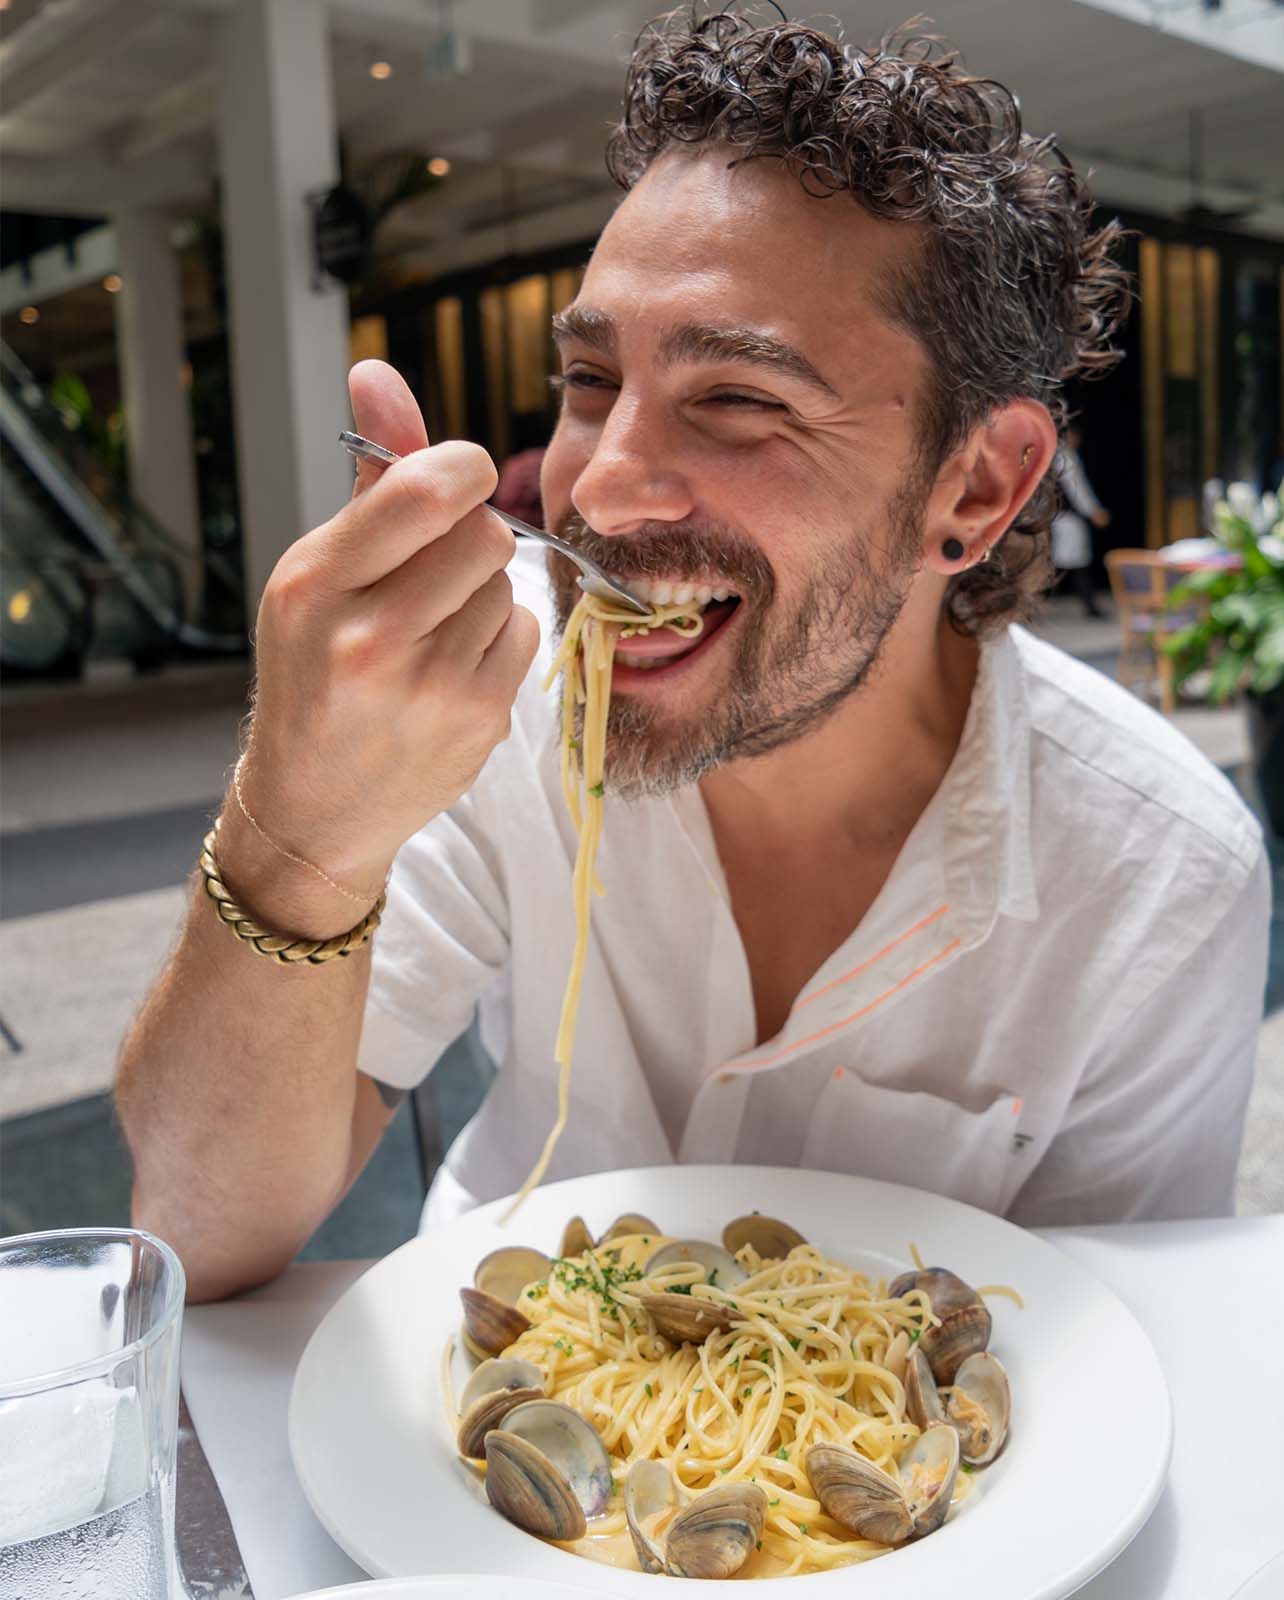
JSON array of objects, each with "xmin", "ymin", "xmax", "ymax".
[
  {"xmin": 286, "ymin": 1580, "xmax": 605, "ymax": 1600},
  {"xmin": 289, "ymin": 1165, "xmax": 1171, "ymax": 1596}
]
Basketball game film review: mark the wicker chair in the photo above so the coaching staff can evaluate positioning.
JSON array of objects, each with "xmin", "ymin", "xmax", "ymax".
[{"xmin": 1103, "ymin": 550, "xmax": 1201, "ymax": 715}]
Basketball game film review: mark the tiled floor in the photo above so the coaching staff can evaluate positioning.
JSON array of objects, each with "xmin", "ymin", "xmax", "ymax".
[{"xmin": 2, "ymin": 594, "xmax": 1280, "ymax": 1256}]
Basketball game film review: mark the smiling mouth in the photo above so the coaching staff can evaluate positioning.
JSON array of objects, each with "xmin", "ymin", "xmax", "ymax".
[{"xmin": 610, "ymin": 577, "xmax": 743, "ymax": 673}]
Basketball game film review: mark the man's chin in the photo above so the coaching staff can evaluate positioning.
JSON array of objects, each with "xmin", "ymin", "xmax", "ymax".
[{"xmin": 601, "ymin": 705, "xmax": 725, "ymax": 800}]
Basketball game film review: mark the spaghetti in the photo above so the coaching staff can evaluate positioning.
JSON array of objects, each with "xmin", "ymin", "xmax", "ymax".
[
  {"xmin": 499, "ymin": 1231, "xmax": 978, "ymax": 1577},
  {"xmin": 502, "ymin": 594, "xmax": 707, "ymax": 1219}
]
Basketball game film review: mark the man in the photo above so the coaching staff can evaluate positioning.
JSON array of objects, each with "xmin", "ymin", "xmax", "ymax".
[{"xmin": 117, "ymin": 13, "xmax": 1267, "ymax": 1302}]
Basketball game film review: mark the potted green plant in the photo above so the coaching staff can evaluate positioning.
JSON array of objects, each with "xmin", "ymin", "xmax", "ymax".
[{"xmin": 1164, "ymin": 482, "xmax": 1284, "ymax": 831}]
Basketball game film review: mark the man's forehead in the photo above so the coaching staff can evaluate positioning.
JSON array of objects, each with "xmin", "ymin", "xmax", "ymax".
[{"xmin": 570, "ymin": 151, "xmax": 924, "ymax": 395}]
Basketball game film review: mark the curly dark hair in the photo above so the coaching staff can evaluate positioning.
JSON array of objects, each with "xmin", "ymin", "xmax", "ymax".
[{"xmin": 605, "ymin": 8, "xmax": 1131, "ymax": 634}]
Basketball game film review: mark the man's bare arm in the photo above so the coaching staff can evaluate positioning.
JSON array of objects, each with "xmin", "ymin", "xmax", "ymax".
[
  {"xmin": 115, "ymin": 362, "xmax": 537, "ymax": 1303},
  {"xmin": 116, "ymin": 804, "xmax": 398, "ymax": 1303}
]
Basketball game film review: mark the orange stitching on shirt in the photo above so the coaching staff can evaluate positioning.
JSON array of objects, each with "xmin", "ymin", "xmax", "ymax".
[
  {"xmin": 795, "ymin": 903, "xmax": 951, "ymax": 1011},
  {"xmin": 730, "ymin": 937, "xmax": 963, "ymax": 1072}
]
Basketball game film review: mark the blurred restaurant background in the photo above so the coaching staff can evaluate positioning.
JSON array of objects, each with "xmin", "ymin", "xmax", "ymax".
[{"xmin": 2, "ymin": 0, "xmax": 1283, "ymax": 1244}]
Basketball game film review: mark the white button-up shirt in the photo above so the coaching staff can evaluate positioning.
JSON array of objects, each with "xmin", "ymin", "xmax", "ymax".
[{"xmin": 359, "ymin": 547, "xmax": 1268, "ymax": 1230}]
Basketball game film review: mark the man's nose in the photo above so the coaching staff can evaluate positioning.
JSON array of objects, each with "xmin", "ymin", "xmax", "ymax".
[{"xmin": 571, "ymin": 393, "xmax": 694, "ymax": 535}]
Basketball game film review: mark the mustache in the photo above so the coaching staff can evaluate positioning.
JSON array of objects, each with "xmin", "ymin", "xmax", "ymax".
[{"xmin": 547, "ymin": 510, "xmax": 776, "ymax": 604}]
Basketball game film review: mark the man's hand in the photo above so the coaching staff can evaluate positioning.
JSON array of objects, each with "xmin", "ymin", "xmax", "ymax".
[{"xmin": 236, "ymin": 360, "xmax": 540, "ymax": 909}]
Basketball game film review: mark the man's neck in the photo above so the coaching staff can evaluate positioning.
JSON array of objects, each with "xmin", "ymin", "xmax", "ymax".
[{"xmin": 699, "ymin": 596, "xmax": 981, "ymax": 850}]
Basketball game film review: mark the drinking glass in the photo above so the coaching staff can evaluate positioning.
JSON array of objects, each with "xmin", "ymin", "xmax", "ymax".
[{"xmin": 0, "ymin": 1228, "xmax": 185, "ymax": 1597}]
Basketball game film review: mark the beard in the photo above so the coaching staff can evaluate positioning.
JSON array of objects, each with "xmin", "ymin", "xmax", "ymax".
[{"xmin": 547, "ymin": 479, "xmax": 926, "ymax": 799}]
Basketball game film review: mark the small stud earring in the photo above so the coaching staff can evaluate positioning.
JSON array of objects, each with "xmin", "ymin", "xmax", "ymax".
[
  {"xmin": 942, "ymin": 537, "xmax": 965, "ymax": 562},
  {"xmin": 1021, "ymin": 445, "xmax": 1034, "ymax": 467}
]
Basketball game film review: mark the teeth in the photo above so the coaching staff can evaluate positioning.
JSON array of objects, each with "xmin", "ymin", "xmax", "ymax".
[{"xmin": 625, "ymin": 577, "xmax": 739, "ymax": 605}]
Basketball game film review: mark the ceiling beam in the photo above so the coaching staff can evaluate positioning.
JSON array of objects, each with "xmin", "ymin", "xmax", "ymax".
[
  {"xmin": 2, "ymin": 145, "xmax": 211, "ymax": 218},
  {"xmin": 0, "ymin": 0, "xmax": 170, "ymax": 119},
  {"xmin": 105, "ymin": 68, "xmax": 219, "ymax": 164}
]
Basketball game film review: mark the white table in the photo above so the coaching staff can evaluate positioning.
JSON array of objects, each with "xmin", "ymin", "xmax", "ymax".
[{"xmin": 181, "ymin": 1215, "xmax": 1284, "ymax": 1600}]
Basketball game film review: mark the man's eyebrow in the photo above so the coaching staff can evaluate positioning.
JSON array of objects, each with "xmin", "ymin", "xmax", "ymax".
[
  {"xmin": 551, "ymin": 306, "xmax": 840, "ymax": 402},
  {"xmin": 551, "ymin": 305, "xmax": 616, "ymax": 355},
  {"xmin": 660, "ymin": 323, "xmax": 841, "ymax": 401}
]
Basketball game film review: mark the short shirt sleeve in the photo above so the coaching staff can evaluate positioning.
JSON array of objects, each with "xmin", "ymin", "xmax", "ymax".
[{"xmin": 358, "ymin": 787, "xmax": 510, "ymax": 1092}]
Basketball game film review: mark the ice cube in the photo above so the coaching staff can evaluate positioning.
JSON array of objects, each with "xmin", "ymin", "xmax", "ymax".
[{"xmin": 0, "ymin": 1385, "xmax": 142, "ymax": 1545}]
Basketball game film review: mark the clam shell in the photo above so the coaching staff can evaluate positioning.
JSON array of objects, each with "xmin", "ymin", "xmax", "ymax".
[
  {"xmin": 888, "ymin": 1268, "xmax": 991, "ymax": 1385},
  {"xmin": 558, "ymin": 1216, "xmax": 594, "ymax": 1259},
  {"xmin": 919, "ymin": 1302, "xmax": 992, "ymax": 1386},
  {"xmin": 639, "ymin": 1292, "xmax": 742, "ymax": 1346},
  {"xmin": 461, "ymin": 1246, "xmax": 550, "ymax": 1359},
  {"xmin": 882, "ymin": 1329, "xmax": 910, "ymax": 1384},
  {"xmin": 948, "ymin": 1351, "xmax": 1011, "ymax": 1465},
  {"xmin": 484, "ymin": 1430, "xmax": 586, "ymax": 1541},
  {"xmin": 460, "ymin": 1287, "xmax": 531, "ymax": 1359},
  {"xmin": 499, "ymin": 1400, "xmax": 612, "ymax": 1519},
  {"xmin": 645, "ymin": 1239, "xmax": 748, "ymax": 1289},
  {"xmin": 904, "ymin": 1345, "xmax": 946, "ymax": 1431},
  {"xmin": 475, "ymin": 1245, "xmax": 551, "ymax": 1305},
  {"xmin": 599, "ymin": 1212, "xmax": 660, "ymax": 1243},
  {"xmin": 457, "ymin": 1358, "xmax": 545, "ymax": 1460},
  {"xmin": 900, "ymin": 1421, "xmax": 959, "ymax": 1539},
  {"xmin": 665, "ymin": 1483, "xmax": 768, "ymax": 1580},
  {"xmin": 624, "ymin": 1459, "xmax": 678, "ymax": 1574},
  {"xmin": 806, "ymin": 1443, "xmax": 913, "ymax": 1546},
  {"xmin": 722, "ymin": 1214, "xmax": 807, "ymax": 1261}
]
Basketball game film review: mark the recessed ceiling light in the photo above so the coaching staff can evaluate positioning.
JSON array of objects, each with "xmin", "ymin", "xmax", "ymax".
[
  {"xmin": 103, "ymin": 274, "xmax": 123, "ymax": 293},
  {"xmin": 427, "ymin": 156, "xmax": 451, "ymax": 177},
  {"xmin": 369, "ymin": 60, "xmax": 393, "ymax": 79},
  {"xmin": 18, "ymin": 305, "xmax": 39, "ymax": 324}
]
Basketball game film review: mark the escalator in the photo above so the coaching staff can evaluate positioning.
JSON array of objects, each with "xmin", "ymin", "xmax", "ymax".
[{"xmin": 0, "ymin": 342, "xmax": 245, "ymax": 678}]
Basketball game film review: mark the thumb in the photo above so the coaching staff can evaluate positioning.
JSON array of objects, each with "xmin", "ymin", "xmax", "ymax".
[{"xmin": 346, "ymin": 359, "xmax": 430, "ymax": 498}]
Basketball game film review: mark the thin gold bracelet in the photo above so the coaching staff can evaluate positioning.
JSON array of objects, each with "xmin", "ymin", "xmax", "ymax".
[
  {"xmin": 199, "ymin": 820, "xmax": 384, "ymax": 966},
  {"xmin": 231, "ymin": 756, "xmax": 384, "ymax": 905}
]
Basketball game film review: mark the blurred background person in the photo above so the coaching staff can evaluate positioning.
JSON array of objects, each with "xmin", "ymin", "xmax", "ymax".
[
  {"xmin": 492, "ymin": 443, "xmax": 547, "ymax": 527},
  {"xmin": 1051, "ymin": 423, "xmax": 1111, "ymax": 618}
]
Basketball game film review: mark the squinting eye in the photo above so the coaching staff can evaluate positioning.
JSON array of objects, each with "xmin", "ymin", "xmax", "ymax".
[
  {"xmin": 550, "ymin": 372, "xmax": 616, "ymax": 395},
  {"xmin": 707, "ymin": 393, "xmax": 786, "ymax": 411}
]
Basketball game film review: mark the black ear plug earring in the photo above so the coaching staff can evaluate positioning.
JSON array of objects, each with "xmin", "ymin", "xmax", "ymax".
[{"xmin": 942, "ymin": 537, "xmax": 965, "ymax": 562}]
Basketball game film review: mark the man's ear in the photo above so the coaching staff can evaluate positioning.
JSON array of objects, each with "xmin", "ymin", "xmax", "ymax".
[{"xmin": 922, "ymin": 399, "xmax": 1057, "ymax": 575}]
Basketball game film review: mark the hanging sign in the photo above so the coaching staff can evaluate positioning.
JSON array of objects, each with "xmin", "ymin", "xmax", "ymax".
[{"xmin": 311, "ymin": 184, "xmax": 372, "ymax": 287}]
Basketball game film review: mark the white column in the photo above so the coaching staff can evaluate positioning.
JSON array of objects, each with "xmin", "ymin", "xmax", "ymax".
[
  {"xmin": 216, "ymin": 0, "xmax": 351, "ymax": 616},
  {"xmin": 114, "ymin": 210, "xmax": 203, "ymax": 622}
]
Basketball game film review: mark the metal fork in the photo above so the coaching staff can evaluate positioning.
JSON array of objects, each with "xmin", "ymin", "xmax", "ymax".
[{"xmin": 338, "ymin": 431, "xmax": 651, "ymax": 616}]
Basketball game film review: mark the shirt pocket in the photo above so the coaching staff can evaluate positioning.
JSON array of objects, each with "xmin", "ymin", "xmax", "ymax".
[{"xmin": 799, "ymin": 1070, "xmax": 1020, "ymax": 1215}]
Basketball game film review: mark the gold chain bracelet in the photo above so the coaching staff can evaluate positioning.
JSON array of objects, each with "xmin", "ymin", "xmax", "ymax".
[{"xmin": 199, "ymin": 821, "xmax": 385, "ymax": 966}]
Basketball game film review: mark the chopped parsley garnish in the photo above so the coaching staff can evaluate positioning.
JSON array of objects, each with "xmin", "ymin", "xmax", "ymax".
[
  {"xmin": 776, "ymin": 1447, "xmax": 789, "ymax": 1460},
  {"xmin": 758, "ymin": 1349, "xmax": 770, "ymax": 1362},
  {"xmin": 768, "ymin": 1499, "xmax": 780, "ymax": 1507},
  {"xmin": 799, "ymin": 1523, "xmax": 808, "ymax": 1535},
  {"xmin": 788, "ymin": 1337, "xmax": 801, "ymax": 1352},
  {"xmin": 551, "ymin": 1249, "xmax": 643, "ymax": 1320},
  {"xmin": 908, "ymin": 1328, "xmax": 921, "ymax": 1345},
  {"xmin": 665, "ymin": 1282, "xmax": 693, "ymax": 1295},
  {"xmin": 588, "ymin": 781, "xmax": 604, "ymax": 798},
  {"xmin": 960, "ymin": 1461, "xmax": 975, "ymax": 1474},
  {"xmin": 644, "ymin": 1383, "xmax": 653, "ymax": 1398},
  {"xmin": 743, "ymin": 1386, "xmax": 753, "ymax": 1397}
]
